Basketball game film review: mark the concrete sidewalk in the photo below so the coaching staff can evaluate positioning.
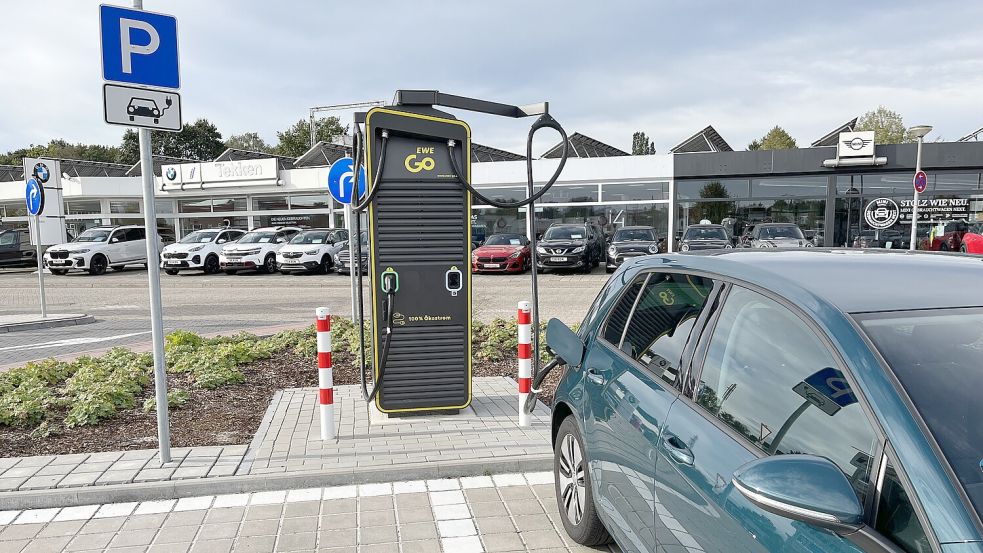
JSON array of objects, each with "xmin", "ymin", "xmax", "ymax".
[{"xmin": 0, "ymin": 378, "xmax": 554, "ymax": 510}]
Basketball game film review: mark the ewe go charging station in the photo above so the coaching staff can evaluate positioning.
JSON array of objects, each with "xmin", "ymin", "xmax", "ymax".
[{"xmin": 349, "ymin": 91, "xmax": 569, "ymax": 415}]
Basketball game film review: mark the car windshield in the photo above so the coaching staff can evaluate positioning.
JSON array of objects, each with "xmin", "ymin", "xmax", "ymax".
[
  {"xmin": 613, "ymin": 228, "xmax": 655, "ymax": 242},
  {"xmin": 758, "ymin": 226, "xmax": 804, "ymax": 239},
  {"xmin": 179, "ymin": 230, "xmax": 219, "ymax": 244},
  {"xmin": 683, "ymin": 227, "xmax": 727, "ymax": 241},
  {"xmin": 484, "ymin": 234, "xmax": 525, "ymax": 246},
  {"xmin": 290, "ymin": 231, "xmax": 330, "ymax": 245},
  {"xmin": 238, "ymin": 232, "xmax": 276, "ymax": 244},
  {"xmin": 857, "ymin": 307, "xmax": 983, "ymax": 518},
  {"xmin": 543, "ymin": 227, "xmax": 585, "ymax": 240},
  {"xmin": 74, "ymin": 229, "xmax": 111, "ymax": 242}
]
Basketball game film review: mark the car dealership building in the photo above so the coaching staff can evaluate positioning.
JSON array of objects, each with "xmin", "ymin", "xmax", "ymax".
[{"xmin": 2, "ymin": 123, "xmax": 982, "ymax": 251}]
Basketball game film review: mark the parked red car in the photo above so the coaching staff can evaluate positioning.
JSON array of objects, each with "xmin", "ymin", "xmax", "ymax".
[
  {"xmin": 932, "ymin": 220, "xmax": 970, "ymax": 251},
  {"xmin": 471, "ymin": 233, "xmax": 530, "ymax": 273},
  {"xmin": 960, "ymin": 223, "xmax": 983, "ymax": 254}
]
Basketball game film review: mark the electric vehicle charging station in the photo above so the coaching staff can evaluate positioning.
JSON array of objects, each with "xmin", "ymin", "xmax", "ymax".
[{"xmin": 348, "ymin": 90, "xmax": 570, "ymax": 417}]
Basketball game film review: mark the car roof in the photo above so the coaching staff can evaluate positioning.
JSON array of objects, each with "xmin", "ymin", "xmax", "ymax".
[
  {"xmin": 635, "ymin": 249, "xmax": 983, "ymax": 313},
  {"xmin": 616, "ymin": 226, "xmax": 655, "ymax": 230},
  {"xmin": 549, "ymin": 223, "xmax": 586, "ymax": 228},
  {"xmin": 685, "ymin": 224, "xmax": 724, "ymax": 228},
  {"xmin": 756, "ymin": 222, "xmax": 798, "ymax": 227}
]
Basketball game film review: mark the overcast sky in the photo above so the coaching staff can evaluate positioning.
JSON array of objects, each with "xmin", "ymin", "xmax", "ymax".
[{"xmin": 4, "ymin": 0, "xmax": 982, "ymax": 157}]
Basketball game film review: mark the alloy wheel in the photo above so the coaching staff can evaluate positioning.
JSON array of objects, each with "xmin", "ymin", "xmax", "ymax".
[{"xmin": 558, "ymin": 433, "xmax": 586, "ymax": 525}]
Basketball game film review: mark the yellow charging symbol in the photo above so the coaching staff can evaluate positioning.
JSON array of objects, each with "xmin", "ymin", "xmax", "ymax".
[{"xmin": 404, "ymin": 154, "xmax": 436, "ymax": 173}]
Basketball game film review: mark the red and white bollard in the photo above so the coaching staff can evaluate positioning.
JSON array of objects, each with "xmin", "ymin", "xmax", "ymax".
[
  {"xmin": 315, "ymin": 307, "xmax": 335, "ymax": 441},
  {"xmin": 517, "ymin": 301, "xmax": 532, "ymax": 427}
]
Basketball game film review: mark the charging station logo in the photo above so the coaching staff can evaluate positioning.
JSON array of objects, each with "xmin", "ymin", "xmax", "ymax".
[{"xmin": 404, "ymin": 147, "xmax": 436, "ymax": 173}]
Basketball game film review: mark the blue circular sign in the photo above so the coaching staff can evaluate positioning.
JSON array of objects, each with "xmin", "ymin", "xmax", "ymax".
[
  {"xmin": 913, "ymin": 170, "xmax": 928, "ymax": 193},
  {"xmin": 327, "ymin": 157, "xmax": 367, "ymax": 204},
  {"xmin": 25, "ymin": 178, "xmax": 44, "ymax": 216}
]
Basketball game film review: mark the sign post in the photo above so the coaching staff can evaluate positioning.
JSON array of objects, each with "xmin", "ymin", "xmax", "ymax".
[
  {"xmin": 327, "ymin": 156, "xmax": 366, "ymax": 322},
  {"xmin": 100, "ymin": 0, "xmax": 182, "ymax": 464},
  {"xmin": 25, "ymin": 177, "xmax": 47, "ymax": 318},
  {"xmin": 907, "ymin": 125, "xmax": 933, "ymax": 250}
]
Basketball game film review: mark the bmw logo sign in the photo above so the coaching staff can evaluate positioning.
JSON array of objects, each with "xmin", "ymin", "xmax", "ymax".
[{"xmin": 165, "ymin": 167, "xmax": 178, "ymax": 181}]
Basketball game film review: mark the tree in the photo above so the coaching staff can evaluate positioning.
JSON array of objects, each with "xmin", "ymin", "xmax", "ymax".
[
  {"xmin": 225, "ymin": 132, "xmax": 274, "ymax": 153},
  {"xmin": 117, "ymin": 118, "xmax": 226, "ymax": 164},
  {"xmin": 1, "ymin": 140, "xmax": 121, "ymax": 165},
  {"xmin": 747, "ymin": 126, "xmax": 797, "ymax": 151},
  {"xmin": 631, "ymin": 131, "xmax": 656, "ymax": 155},
  {"xmin": 856, "ymin": 106, "xmax": 910, "ymax": 144},
  {"xmin": 275, "ymin": 117, "xmax": 347, "ymax": 158},
  {"xmin": 695, "ymin": 181, "xmax": 732, "ymax": 224}
]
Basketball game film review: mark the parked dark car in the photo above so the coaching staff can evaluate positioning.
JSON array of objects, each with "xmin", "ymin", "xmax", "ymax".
[
  {"xmin": 0, "ymin": 228, "xmax": 36, "ymax": 268},
  {"xmin": 679, "ymin": 223, "xmax": 732, "ymax": 252},
  {"xmin": 745, "ymin": 223, "xmax": 813, "ymax": 248},
  {"xmin": 853, "ymin": 229, "xmax": 908, "ymax": 250},
  {"xmin": 546, "ymin": 250, "xmax": 983, "ymax": 553},
  {"xmin": 334, "ymin": 231, "xmax": 368, "ymax": 275},
  {"xmin": 536, "ymin": 223, "xmax": 605, "ymax": 273},
  {"xmin": 605, "ymin": 226, "xmax": 661, "ymax": 273}
]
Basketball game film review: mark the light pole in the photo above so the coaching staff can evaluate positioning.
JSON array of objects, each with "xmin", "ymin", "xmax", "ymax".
[{"xmin": 908, "ymin": 125, "xmax": 933, "ymax": 251}]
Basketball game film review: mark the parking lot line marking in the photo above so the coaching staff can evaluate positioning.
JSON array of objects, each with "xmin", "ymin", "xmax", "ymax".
[
  {"xmin": 0, "ymin": 331, "xmax": 150, "ymax": 352},
  {"xmin": 12, "ymin": 507, "xmax": 59, "ymax": 524},
  {"xmin": 392, "ymin": 480, "xmax": 427, "ymax": 494},
  {"xmin": 211, "ymin": 493, "xmax": 250, "ymax": 508},
  {"xmin": 173, "ymin": 496, "xmax": 213, "ymax": 511},
  {"xmin": 52, "ymin": 505, "xmax": 97, "ymax": 522},
  {"xmin": 133, "ymin": 499, "xmax": 175, "ymax": 515},
  {"xmin": 0, "ymin": 511, "xmax": 19, "ymax": 525},
  {"xmin": 93, "ymin": 501, "xmax": 137, "ymax": 518},
  {"xmin": 322, "ymin": 485, "xmax": 357, "ymax": 499}
]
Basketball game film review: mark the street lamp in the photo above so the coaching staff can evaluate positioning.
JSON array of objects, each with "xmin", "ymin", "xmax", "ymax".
[{"xmin": 908, "ymin": 125, "xmax": 933, "ymax": 251}]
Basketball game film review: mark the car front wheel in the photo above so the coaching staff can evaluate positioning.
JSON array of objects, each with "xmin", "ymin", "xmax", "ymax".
[
  {"xmin": 88, "ymin": 255, "xmax": 108, "ymax": 276},
  {"xmin": 554, "ymin": 416, "xmax": 610, "ymax": 546},
  {"xmin": 203, "ymin": 255, "xmax": 220, "ymax": 275},
  {"xmin": 261, "ymin": 254, "xmax": 277, "ymax": 274}
]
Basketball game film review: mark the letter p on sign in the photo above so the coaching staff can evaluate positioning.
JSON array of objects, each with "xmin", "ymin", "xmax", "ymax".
[{"xmin": 100, "ymin": 4, "xmax": 180, "ymax": 89}]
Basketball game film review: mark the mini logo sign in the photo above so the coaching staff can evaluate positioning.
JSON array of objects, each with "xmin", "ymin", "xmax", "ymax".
[
  {"xmin": 837, "ymin": 131, "xmax": 876, "ymax": 158},
  {"xmin": 864, "ymin": 198, "xmax": 900, "ymax": 230},
  {"xmin": 844, "ymin": 137, "xmax": 873, "ymax": 151}
]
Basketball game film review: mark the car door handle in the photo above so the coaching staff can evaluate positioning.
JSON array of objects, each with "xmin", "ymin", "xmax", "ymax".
[
  {"xmin": 662, "ymin": 433, "xmax": 695, "ymax": 466},
  {"xmin": 585, "ymin": 367, "xmax": 605, "ymax": 386}
]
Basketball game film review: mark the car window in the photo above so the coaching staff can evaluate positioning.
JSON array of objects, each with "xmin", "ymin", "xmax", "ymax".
[
  {"xmin": 603, "ymin": 276, "xmax": 645, "ymax": 346},
  {"xmin": 876, "ymin": 462, "xmax": 932, "ymax": 553},
  {"xmin": 110, "ymin": 230, "xmax": 128, "ymax": 243},
  {"xmin": 620, "ymin": 273, "xmax": 714, "ymax": 388},
  {"xmin": 695, "ymin": 286, "xmax": 878, "ymax": 503},
  {"xmin": 125, "ymin": 228, "xmax": 146, "ymax": 241},
  {"xmin": 0, "ymin": 232, "xmax": 16, "ymax": 246}
]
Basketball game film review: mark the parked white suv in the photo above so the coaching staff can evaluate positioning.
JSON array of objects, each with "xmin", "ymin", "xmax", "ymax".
[
  {"xmin": 218, "ymin": 226, "xmax": 301, "ymax": 275},
  {"xmin": 277, "ymin": 228, "xmax": 350, "ymax": 275},
  {"xmin": 44, "ymin": 225, "xmax": 162, "ymax": 276},
  {"xmin": 161, "ymin": 227, "xmax": 246, "ymax": 275}
]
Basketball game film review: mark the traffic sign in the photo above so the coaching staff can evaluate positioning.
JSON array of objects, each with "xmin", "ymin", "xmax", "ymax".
[
  {"xmin": 104, "ymin": 83, "xmax": 182, "ymax": 132},
  {"xmin": 100, "ymin": 4, "xmax": 180, "ymax": 89},
  {"xmin": 25, "ymin": 178, "xmax": 44, "ymax": 216},
  {"xmin": 913, "ymin": 170, "xmax": 928, "ymax": 193},
  {"xmin": 792, "ymin": 367, "xmax": 857, "ymax": 416},
  {"xmin": 327, "ymin": 157, "xmax": 367, "ymax": 204}
]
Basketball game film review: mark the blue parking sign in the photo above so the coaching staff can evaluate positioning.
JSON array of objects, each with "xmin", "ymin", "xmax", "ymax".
[
  {"xmin": 25, "ymin": 178, "xmax": 44, "ymax": 216},
  {"xmin": 327, "ymin": 157, "xmax": 367, "ymax": 204},
  {"xmin": 100, "ymin": 4, "xmax": 180, "ymax": 89}
]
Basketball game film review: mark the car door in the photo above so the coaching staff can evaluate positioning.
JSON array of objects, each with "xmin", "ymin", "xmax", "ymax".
[
  {"xmin": 126, "ymin": 227, "xmax": 147, "ymax": 262},
  {"xmin": 0, "ymin": 231, "xmax": 19, "ymax": 266},
  {"xmin": 654, "ymin": 284, "xmax": 880, "ymax": 552},
  {"xmin": 107, "ymin": 229, "xmax": 128, "ymax": 262},
  {"xmin": 582, "ymin": 271, "xmax": 716, "ymax": 552}
]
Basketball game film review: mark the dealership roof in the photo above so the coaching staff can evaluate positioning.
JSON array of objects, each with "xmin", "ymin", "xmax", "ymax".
[
  {"xmin": 541, "ymin": 132, "xmax": 629, "ymax": 159},
  {"xmin": 0, "ymin": 165, "xmax": 24, "ymax": 182},
  {"xmin": 214, "ymin": 148, "xmax": 296, "ymax": 171},
  {"xmin": 670, "ymin": 126, "xmax": 733, "ymax": 153},
  {"xmin": 293, "ymin": 142, "xmax": 352, "ymax": 168},
  {"xmin": 958, "ymin": 127, "xmax": 983, "ymax": 142},
  {"xmin": 811, "ymin": 118, "xmax": 858, "ymax": 147},
  {"xmin": 127, "ymin": 155, "xmax": 203, "ymax": 177},
  {"xmin": 1, "ymin": 159, "xmax": 135, "ymax": 182},
  {"xmin": 472, "ymin": 143, "xmax": 525, "ymax": 163}
]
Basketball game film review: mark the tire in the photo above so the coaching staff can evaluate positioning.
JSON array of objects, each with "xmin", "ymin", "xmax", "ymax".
[
  {"xmin": 260, "ymin": 254, "xmax": 277, "ymax": 274},
  {"xmin": 49, "ymin": 269, "xmax": 68, "ymax": 276},
  {"xmin": 554, "ymin": 416, "xmax": 610, "ymax": 546},
  {"xmin": 110, "ymin": 265, "xmax": 124, "ymax": 272},
  {"xmin": 164, "ymin": 269, "xmax": 179, "ymax": 276},
  {"xmin": 224, "ymin": 269, "xmax": 238, "ymax": 275},
  {"xmin": 203, "ymin": 255, "xmax": 220, "ymax": 275},
  {"xmin": 88, "ymin": 255, "xmax": 108, "ymax": 276},
  {"xmin": 939, "ymin": 243, "xmax": 949, "ymax": 252},
  {"xmin": 581, "ymin": 260, "xmax": 592, "ymax": 274},
  {"xmin": 319, "ymin": 255, "xmax": 332, "ymax": 275},
  {"xmin": 961, "ymin": 245, "xmax": 970, "ymax": 254}
]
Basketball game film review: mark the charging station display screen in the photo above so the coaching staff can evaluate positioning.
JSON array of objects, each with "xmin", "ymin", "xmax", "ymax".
[{"xmin": 365, "ymin": 108, "xmax": 472, "ymax": 413}]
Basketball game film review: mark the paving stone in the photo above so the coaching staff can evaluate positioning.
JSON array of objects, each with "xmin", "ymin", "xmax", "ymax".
[
  {"xmin": 191, "ymin": 538, "xmax": 233, "ymax": 553},
  {"xmin": 232, "ymin": 535, "xmax": 275, "ymax": 552},
  {"xmin": 154, "ymin": 524, "xmax": 199, "ymax": 544},
  {"xmin": 399, "ymin": 522, "xmax": 438, "ymax": 541},
  {"xmin": 274, "ymin": 531, "xmax": 316, "ymax": 551},
  {"xmin": 20, "ymin": 535, "xmax": 72, "ymax": 553},
  {"xmin": 519, "ymin": 529, "xmax": 566, "ymax": 549},
  {"xmin": 239, "ymin": 518, "xmax": 281, "ymax": 537},
  {"xmin": 164, "ymin": 510, "xmax": 207, "ymax": 527},
  {"xmin": 483, "ymin": 531, "xmax": 526, "ymax": 552},
  {"xmin": 283, "ymin": 501, "xmax": 319, "ymax": 518},
  {"xmin": 280, "ymin": 516, "xmax": 317, "ymax": 534},
  {"xmin": 65, "ymin": 531, "xmax": 115, "ymax": 551},
  {"xmin": 0, "ymin": 523, "xmax": 44, "ymax": 541},
  {"xmin": 55, "ymin": 473, "xmax": 100, "ymax": 488},
  {"xmin": 195, "ymin": 522, "xmax": 240, "ymax": 540},
  {"xmin": 245, "ymin": 505, "xmax": 283, "ymax": 521},
  {"xmin": 319, "ymin": 512, "xmax": 356, "ymax": 530},
  {"xmin": 203, "ymin": 507, "xmax": 245, "ymax": 524},
  {"xmin": 358, "ymin": 523, "xmax": 397, "ymax": 544},
  {"xmin": 36, "ymin": 520, "xmax": 85, "ymax": 537},
  {"xmin": 360, "ymin": 544, "xmax": 400, "ymax": 553},
  {"xmin": 122, "ymin": 513, "xmax": 168, "ymax": 531},
  {"xmin": 79, "ymin": 516, "xmax": 126, "ymax": 534},
  {"xmin": 476, "ymin": 516, "xmax": 516, "ymax": 534},
  {"xmin": 359, "ymin": 509, "xmax": 396, "ymax": 527},
  {"xmin": 0, "ymin": 477, "xmax": 27, "ymax": 491},
  {"xmin": 109, "ymin": 528, "xmax": 157, "ymax": 547},
  {"xmin": 319, "ymin": 498, "xmax": 356, "ymax": 515}
]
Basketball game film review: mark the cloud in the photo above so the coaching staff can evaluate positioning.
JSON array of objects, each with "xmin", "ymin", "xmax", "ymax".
[{"xmin": 2, "ymin": 0, "xmax": 981, "ymax": 155}]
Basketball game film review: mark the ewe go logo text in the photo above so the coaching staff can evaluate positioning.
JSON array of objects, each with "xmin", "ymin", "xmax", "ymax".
[{"xmin": 404, "ymin": 146, "xmax": 436, "ymax": 173}]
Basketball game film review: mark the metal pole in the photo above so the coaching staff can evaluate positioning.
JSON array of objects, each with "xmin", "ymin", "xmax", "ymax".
[
  {"xmin": 909, "ymin": 136, "xmax": 924, "ymax": 251},
  {"xmin": 134, "ymin": 0, "xmax": 171, "ymax": 465},
  {"xmin": 33, "ymin": 215, "xmax": 47, "ymax": 318},
  {"xmin": 309, "ymin": 110, "xmax": 317, "ymax": 149},
  {"xmin": 347, "ymin": 204, "xmax": 356, "ymax": 322},
  {"xmin": 766, "ymin": 399, "xmax": 811, "ymax": 455}
]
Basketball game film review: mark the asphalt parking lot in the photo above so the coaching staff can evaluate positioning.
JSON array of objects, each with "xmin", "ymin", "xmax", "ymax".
[{"xmin": 0, "ymin": 268, "xmax": 608, "ymax": 367}]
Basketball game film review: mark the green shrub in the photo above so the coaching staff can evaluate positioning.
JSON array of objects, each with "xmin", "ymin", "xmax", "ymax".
[
  {"xmin": 62, "ymin": 349, "xmax": 153, "ymax": 427},
  {"xmin": 143, "ymin": 388, "xmax": 189, "ymax": 412}
]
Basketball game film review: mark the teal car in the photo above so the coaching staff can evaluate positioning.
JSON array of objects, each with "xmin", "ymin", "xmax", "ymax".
[{"xmin": 546, "ymin": 249, "xmax": 983, "ymax": 553}]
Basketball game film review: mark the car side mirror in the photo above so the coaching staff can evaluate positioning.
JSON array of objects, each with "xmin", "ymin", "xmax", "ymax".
[
  {"xmin": 545, "ymin": 318, "xmax": 585, "ymax": 368},
  {"xmin": 732, "ymin": 455, "xmax": 900, "ymax": 550},
  {"xmin": 217, "ymin": 238, "xmax": 227, "ymax": 244},
  {"xmin": 110, "ymin": 237, "xmax": 119, "ymax": 243}
]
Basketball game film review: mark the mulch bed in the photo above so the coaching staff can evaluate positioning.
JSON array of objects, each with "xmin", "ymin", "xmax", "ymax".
[{"xmin": 0, "ymin": 349, "xmax": 560, "ymax": 458}]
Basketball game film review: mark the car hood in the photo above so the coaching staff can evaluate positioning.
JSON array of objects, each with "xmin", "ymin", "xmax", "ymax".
[
  {"xmin": 223, "ymin": 243, "xmax": 270, "ymax": 252},
  {"xmin": 610, "ymin": 240, "xmax": 657, "ymax": 252},
  {"xmin": 538, "ymin": 239, "xmax": 586, "ymax": 248},
  {"xmin": 50, "ymin": 242, "xmax": 103, "ymax": 252},
  {"xmin": 682, "ymin": 238, "xmax": 730, "ymax": 245},
  {"xmin": 279, "ymin": 244, "xmax": 328, "ymax": 254},
  {"xmin": 163, "ymin": 242, "xmax": 212, "ymax": 253},
  {"xmin": 754, "ymin": 238, "xmax": 810, "ymax": 247},
  {"xmin": 474, "ymin": 245, "xmax": 525, "ymax": 255}
]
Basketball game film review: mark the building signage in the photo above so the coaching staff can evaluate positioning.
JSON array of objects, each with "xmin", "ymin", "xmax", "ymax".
[
  {"xmin": 22, "ymin": 157, "xmax": 66, "ymax": 245},
  {"xmin": 161, "ymin": 158, "xmax": 279, "ymax": 187},
  {"xmin": 837, "ymin": 131, "xmax": 876, "ymax": 158},
  {"xmin": 898, "ymin": 197, "xmax": 970, "ymax": 223},
  {"xmin": 864, "ymin": 198, "xmax": 900, "ymax": 230}
]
